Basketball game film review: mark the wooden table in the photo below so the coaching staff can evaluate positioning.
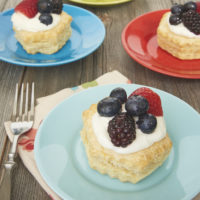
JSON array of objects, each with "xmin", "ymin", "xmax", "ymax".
[{"xmin": 0, "ymin": 0, "xmax": 200, "ymax": 199}]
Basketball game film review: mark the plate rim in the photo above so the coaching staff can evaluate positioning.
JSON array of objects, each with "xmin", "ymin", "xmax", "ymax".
[
  {"xmin": 0, "ymin": 4, "xmax": 105, "ymax": 67},
  {"xmin": 69, "ymin": 0, "xmax": 132, "ymax": 6},
  {"xmin": 35, "ymin": 83, "xmax": 200, "ymax": 200},
  {"xmin": 121, "ymin": 9, "xmax": 200, "ymax": 79}
]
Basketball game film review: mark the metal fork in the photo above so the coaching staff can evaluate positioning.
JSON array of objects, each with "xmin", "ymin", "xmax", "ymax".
[{"xmin": 0, "ymin": 83, "xmax": 35, "ymax": 200}]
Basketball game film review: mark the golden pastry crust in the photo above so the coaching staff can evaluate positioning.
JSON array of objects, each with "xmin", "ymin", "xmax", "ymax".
[
  {"xmin": 81, "ymin": 104, "xmax": 172, "ymax": 184},
  {"xmin": 157, "ymin": 12, "xmax": 200, "ymax": 60},
  {"xmin": 13, "ymin": 11, "xmax": 72, "ymax": 54}
]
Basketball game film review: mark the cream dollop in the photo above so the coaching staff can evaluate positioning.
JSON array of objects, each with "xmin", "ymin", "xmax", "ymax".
[
  {"xmin": 167, "ymin": 12, "xmax": 200, "ymax": 38},
  {"xmin": 92, "ymin": 112, "xmax": 167, "ymax": 154},
  {"xmin": 11, "ymin": 12, "xmax": 61, "ymax": 32}
]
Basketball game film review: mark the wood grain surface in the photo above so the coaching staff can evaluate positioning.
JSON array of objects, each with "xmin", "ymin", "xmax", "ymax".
[{"xmin": 0, "ymin": 0, "xmax": 200, "ymax": 199}]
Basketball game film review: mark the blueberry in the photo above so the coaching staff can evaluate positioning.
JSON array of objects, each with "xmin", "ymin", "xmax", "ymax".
[
  {"xmin": 137, "ymin": 113, "xmax": 157, "ymax": 134},
  {"xmin": 37, "ymin": 0, "xmax": 53, "ymax": 13},
  {"xmin": 184, "ymin": 1, "xmax": 197, "ymax": 12},
  {"xmin": 110, "ymin": 88, "xmax": 127, "ymax": 104},
  {"xmin": 39, "ymin": 13, "xmax": 53, "ymax": 25},
  {"xmin": 171, "ymin": 4, "xmax": 184, "ymax": 15},
  {"xmin": 97, "ymin": 97, "xmax": 121, "ymax": 117},
  {"xmin": 169, "ymin": 15, "xmax": 182, "ymax": 25},
  {"xmin": 125, "ymin": 95, "xmax": 149, "ymax": 116}
]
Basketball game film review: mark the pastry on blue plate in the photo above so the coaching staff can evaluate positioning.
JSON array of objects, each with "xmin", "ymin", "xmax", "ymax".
[
  {"xmin": 11, "ymin": 0, "xmax": 72, "ymax": 54},
  {"xmin": 81, "ymin": 87, "xmax": 172, "ymax": 183}
]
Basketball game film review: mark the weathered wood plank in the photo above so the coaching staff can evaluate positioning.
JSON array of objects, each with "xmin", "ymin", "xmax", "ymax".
[
  {"xmin": 0, "ymin": 0, "xmax": 28, "ymax": 199},
  {"xmin": 0, "ymin": 0, "xmax": 25, "ymax": 161},
  {"xmin": 0, "ymin": 64, "xmax": 24, "ymax": 163}
]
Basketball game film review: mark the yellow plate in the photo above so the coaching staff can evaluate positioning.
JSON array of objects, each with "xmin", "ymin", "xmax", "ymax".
[{"xmin": 69, "ymin": 0, "xmax": 132, "ymax": 6}]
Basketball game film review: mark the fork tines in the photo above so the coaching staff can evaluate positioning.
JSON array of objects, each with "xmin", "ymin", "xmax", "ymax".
[{"xmin": 12, "ymin": 83, "xmax": 35, "ymax": 122}]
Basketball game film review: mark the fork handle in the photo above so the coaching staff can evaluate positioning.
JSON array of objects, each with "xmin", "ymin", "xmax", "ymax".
[
  {"xmin": 0, "ymin": 155, "xmax": 16, "ymax": 200},
  {"xmin": 0, "ymin": 136, "xmax": 19, "ymax": 200}
]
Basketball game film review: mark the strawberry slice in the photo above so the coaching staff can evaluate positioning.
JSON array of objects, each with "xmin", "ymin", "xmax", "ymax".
[
  {"xmin": 15, "ymin": 0, "xmax": 38, "ymax": 18},
  {"xmin": 197, "ymin": 2, "xmax": 200, "ymax": 14},
  {"xmin": 129, "ymin": 87, "xmax": 163, "ymax": 116}
]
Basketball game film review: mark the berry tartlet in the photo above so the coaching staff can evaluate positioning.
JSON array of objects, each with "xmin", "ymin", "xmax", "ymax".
[
  {"xmin": 11, "ymin": 0, "xmax": 72, "ymax": 54},
  {"xmin": 81, "ymin": 87, "xmax": 172, "ymax": 183},
  {"xmin": 157, "ymin": 1, "xmax": 200, "ymax": 60}
]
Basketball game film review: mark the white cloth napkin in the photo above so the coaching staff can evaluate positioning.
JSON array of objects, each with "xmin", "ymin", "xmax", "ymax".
[{"xmin": 4, "ymin": 70, "xmax": 131, "ymax": 200}]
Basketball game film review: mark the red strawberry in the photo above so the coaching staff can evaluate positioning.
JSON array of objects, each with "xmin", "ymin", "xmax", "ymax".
[
  {"xmin": 197, "ymin": 2, "xmax": 200, "ymax": 14},
  {"xmin": 129, "ymin": 87, "xmax": 163, "ymax": 116},
  {"xmin": 15, "ymin": 0, "xmax": 38, "ymax": 18}
]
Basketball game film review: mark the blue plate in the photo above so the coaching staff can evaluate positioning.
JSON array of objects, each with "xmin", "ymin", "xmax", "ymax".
[
  {"xmin": 35, "ymin": 84, "xmax": 200, "ymax": 200},
  {"xmin": 0, "ymin": 4, "xmax": 105, "ymax": 67}
]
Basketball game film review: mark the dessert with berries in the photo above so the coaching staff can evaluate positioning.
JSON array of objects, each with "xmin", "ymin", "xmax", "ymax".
[
  {"xmin": 81, "ymin": 87, "xmax": 172, "ymax": 183},
  {"xmin": 157, "ymin": 1, "xmax": 200, "ymax": 60},
  {"xmin": 11, "ymin": 0, "xmax": 72, "ymax": 54}
]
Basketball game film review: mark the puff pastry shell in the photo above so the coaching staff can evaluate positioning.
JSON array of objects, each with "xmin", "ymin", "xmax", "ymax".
[
  {"xmin": 157, "ymin": 12, "xmax": 200, "ymax": 60},
  {"xmin": 81, "ymin": 104, "xmax": 172, "ymax": 184},
  {"xmin": 13, "ymin": 11, "xmax": 72, "ymax": 54}
]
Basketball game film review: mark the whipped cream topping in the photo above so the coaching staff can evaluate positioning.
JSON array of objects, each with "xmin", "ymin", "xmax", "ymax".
[
  {"xmin": 11, "ymin": 12, "xmax": 61, "ymax": 32},
  {"xmin": 167, "ymin": 12, "xmax": 200, "ymax": 38},
  {"xmin": 92, "ymin": 112, "xmax": 166, "ymax": 154}
]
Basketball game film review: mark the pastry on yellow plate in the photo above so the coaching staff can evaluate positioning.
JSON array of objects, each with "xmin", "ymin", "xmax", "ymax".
[
  {"xmin": 11, "ymin": 0, "xmax": 72, "ymax": 54},
  {"xmin": 81, "ymin": 87, "xmax": 172, "ymax": 183},
  {"xmin": 157, "ymin": 1, "xmax": 200, "ymax": 60}
]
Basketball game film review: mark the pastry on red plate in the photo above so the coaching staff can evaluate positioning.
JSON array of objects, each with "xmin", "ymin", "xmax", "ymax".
[
  {"xmin": 157, "ymin": 1, "xmax": 200, "ymax": 60},
  {"xmin": 81, "ymin": 87, "xmax": 172, "ymax": 183},
  {"xmin": 11, "ymin": 0, "xmax": 72, "ymax": 54}
]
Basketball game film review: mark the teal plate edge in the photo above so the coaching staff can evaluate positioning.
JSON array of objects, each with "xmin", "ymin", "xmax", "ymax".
[
  {"xmin": 0, "ymin": 4, "xmax": 105, "ymax": 67},
  {"xmin": 34, "ymin": 83, "xmax": 200, "ymax": 200}
]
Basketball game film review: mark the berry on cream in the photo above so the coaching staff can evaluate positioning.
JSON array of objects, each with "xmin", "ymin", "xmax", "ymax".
[
  {"xmin": 11, "ymin": 12, "xmax": 60, "ymax": 32},
  {"xmin": 12, "ymin": 0, "xmax": 63, "ymax": 31},
  {"xmin": 168, "ymin": 1, "xmax": 200, "ymax": 37},
  {"xmin": 94, "ymin": 87, "xmax": 167, "ymax": 154},
  {"xmin": 92, "ymin": 112, "xmax": 166, "ymax": 154}
]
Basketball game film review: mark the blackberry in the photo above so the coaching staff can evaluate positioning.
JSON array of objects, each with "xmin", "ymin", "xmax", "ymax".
[
  {"xmin": 182, "ymin": 10, "xmax": 200, "ymax": 35},
  {"xmin": 50, "ymin": 0, "xmax": 63, "ymax": 14},
  {"xmin": 108, "ymin": 112, "xmax": 136, "ymax": 147}
]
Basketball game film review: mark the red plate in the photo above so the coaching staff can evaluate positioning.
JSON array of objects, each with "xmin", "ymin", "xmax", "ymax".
[{"xmin": 121, "ymin": 9, "xmax": 200, "ymax": 79}]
